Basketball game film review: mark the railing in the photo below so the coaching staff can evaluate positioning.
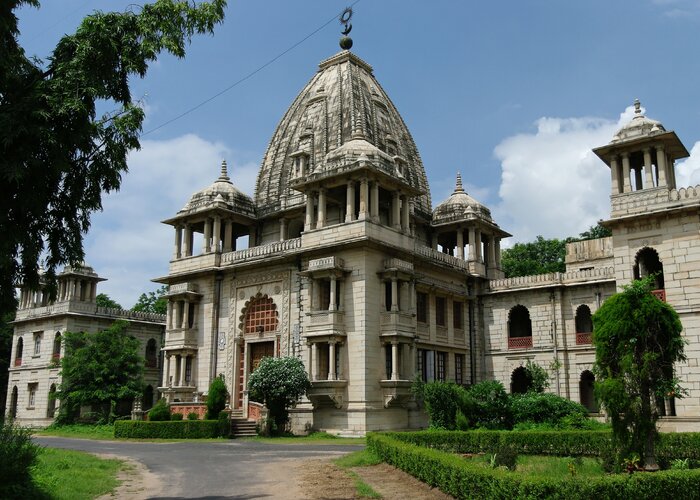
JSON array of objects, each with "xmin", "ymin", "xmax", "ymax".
[
  {"xmin": 14, "ymin": 300, "xmax": 165, "ymax": 323},
  {"xmin": 221, "ymin": 237, "xmax": 302, "ymax": 265},
  {"xmin": 508, "ymin": 336, "xmax": 532, "ymax": 349},
  {"xmin": 309, "ymin": 256, "xmax": 344, "ymax": 271},
  {"xmin": 651, "ymin": 289, "xmax": 666, "ymax": 302},
  {"xmin": 14, "ymin": 358, "xmax": 22, "ymax": 367},
  {"xmin": 575, "ymin": 332, "xmax": 593, "ymax": 345},
  {"xmin": 490, "ymin": 266, "xmax": 616, "ymax": 291},
  {"xmin": 167, "ymin": 282, "xmax": 199, "ymax": 295},
  {"xmin": 414, "ymin": 245, "xmax": 469, "ymax": 271}
]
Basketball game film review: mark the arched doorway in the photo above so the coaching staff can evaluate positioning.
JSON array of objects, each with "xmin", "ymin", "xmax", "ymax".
[
  {"xmin": 511, "ymin": 366, "xmax": 530, "ymax": 394},
  {"xmin": 145, "ymin": 339, "xmax": 157, "ymax": 368},
  {"xmin": 575, "ymin": 305, "xmax": 593, "ymax": 345},
  {"xmin": 508, "ymin": 305, "xmax": 532, "ymax": 349},
  {"xmin": 634, "ymin": 247, "xmax": 664, "ymax": 290},
  {"xmin": 143, "ymin": 385, "xmax": 154, "ymax": 411},
  {"xmin": 15, "ymin": 337, "xmax": 23, "ymax": 366},
  {"xmin": 47, "ymin": 384, "xmax": 57, "ymax": 418},
  {"xmin": 10, "ymin": 386, "xmax": 18, "ymax": 419},
  {"xmin": 579, "ymin": 371, "xmax": 597, "ymax": 412}
]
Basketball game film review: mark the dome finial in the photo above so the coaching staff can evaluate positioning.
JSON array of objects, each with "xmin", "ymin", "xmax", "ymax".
[
  {"xmin": 454, "ymin": 172, "xmax": 465, "ymax": 193},
  {"xmin": 339, "ymin": 7, "xmax": 353, "ymax": 50},
  {"xmin": 219, "ymin": 159, "xmax": 230, "ymax": 181},
  {"xmin": 634, "ymin": 98, "xmax": 642, "ymax": 115}
]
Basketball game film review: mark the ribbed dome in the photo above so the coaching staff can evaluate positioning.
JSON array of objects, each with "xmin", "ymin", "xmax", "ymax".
[
  {"xmin": 610, "ymin": 99, "xmax": 665, "ymax": 144},
  {"xmin": 432, "ymin": 173, "xmax": 493, "ymax": 225},
  {"xmin": 255, "ymin": 50, "xmax": 431, "ymax": 218},
  {"xmin": 180, "ymin": 161, "xmax": 255, "ymax": 217}
]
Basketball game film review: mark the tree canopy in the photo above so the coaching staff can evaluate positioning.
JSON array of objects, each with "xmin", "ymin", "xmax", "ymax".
[
  {"xmin": 132, "ymin": 285, "xmax": 167, "ymax": 314},
  {"xmin": 593, "ymin": 276, "xmax": 685, "ymax": 470},
  {"xmin": 0, "ymin": 0, "xmax": 226, "ymax": 317},
  {"xmin": 57, "ymin": 320, "xmax": 144, "ymax": 423},
  {"xmin": 95, "ymin": 293, "xmax": 122, "ymax": 310}
]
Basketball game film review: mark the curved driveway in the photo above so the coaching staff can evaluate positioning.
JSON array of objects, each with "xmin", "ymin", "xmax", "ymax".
[{"xmin": 34, "ymin": 436, "xmax": 363, "ymax": 499}]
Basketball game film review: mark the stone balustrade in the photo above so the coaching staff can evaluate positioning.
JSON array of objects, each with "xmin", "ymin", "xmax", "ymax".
[
  {"xmin": 167, "ymin": 282, "xmax": 199, "ymax": 295},
  {"xmin": 15, "ymin": 300, "xmax": 165, "ymax": 323},
  {"xmin": 221, "ymin": 237, "xmax": 302, "ymax": 265},
  {"xmin": 414, "ymin": 245, "xmax": 470, "ymax": 271},
  {"xmin": 309, "ymin": 256, "xmax": 344, "ymax": 271},
  {"xmin": 489, "ymin": 266, "xmax": 615, "ymax": 291},
  {"xmin": 384, "ymin": 258, "xmax": 413, "ymax": 273}
]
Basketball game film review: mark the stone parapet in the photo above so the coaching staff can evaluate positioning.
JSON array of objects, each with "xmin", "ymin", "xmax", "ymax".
[
  {"xmin": 489, "ymin": 266, "xmax": 615, "ymax": 292},
  {"xmin": 221, "ymin": 237, "xmax": 301, "ymax": 265},
  {"xmin": 565, "ymin": 237, "xmax": 613, "ymax": 266},
  {"xmin": 14, "ymin": 300, "xmax": 165, "ymax": 323}
]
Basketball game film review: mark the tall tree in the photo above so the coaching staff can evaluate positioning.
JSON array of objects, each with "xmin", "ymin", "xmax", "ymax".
[
  {"xmin": 95, "ymin": 293, "xmax": 122, "ymax": 310},
  {"xmin": 593, "ymin": 277, "xmax": 685, "ymax": 470},
  {"xmin": 578, "ymin": 223, "xmax": 612, "ymax": 240},
  {"xmin": 132, "ymin": 285, "xmax": 167, "ymax": 314},
  {"xmin": 501, "ymin": 236, "xmax": 570, "ymax": 278},
  {"xmin": 0, "ymin": 0, "xmax": 227, "ymax": 317},
  {"xmin": 57, "ymin": 320, "xmax": 144, "ymax": 423}
]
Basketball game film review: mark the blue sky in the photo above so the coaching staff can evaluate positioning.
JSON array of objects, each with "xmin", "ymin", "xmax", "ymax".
[{"xmin": 16, "ymin": 0, "xmax": 700, "ymax": 307}]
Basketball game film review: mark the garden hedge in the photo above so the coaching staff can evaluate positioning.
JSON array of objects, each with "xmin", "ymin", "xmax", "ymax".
[
  {"xmin": 382, "ymin": 430, "xmax": 700, "ymax": 460},
  {"xmin": 114, "ymin": 420, "xmax": 228, "ymax": 439},
  {"xmin": 367, "ymin": 433, "xmax": 700, "ymax": 500}
]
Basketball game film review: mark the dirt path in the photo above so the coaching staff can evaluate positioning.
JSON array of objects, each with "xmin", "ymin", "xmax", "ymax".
[{"xmin": 95, "ymin": 454, "xmax": 161, "ymax": 500}]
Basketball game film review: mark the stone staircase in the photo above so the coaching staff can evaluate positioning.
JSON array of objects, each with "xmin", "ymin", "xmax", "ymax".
[{"xmin": 229, "ymin": 409, "xmax": 257, "ymax": 437}]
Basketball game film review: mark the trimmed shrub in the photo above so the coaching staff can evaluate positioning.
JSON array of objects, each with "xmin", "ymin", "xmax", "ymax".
[
  {"xmin": 465, "ymin": 380, "xmax": 511, "ymax": 429},
  {"xmin": 510, "ymin": 392, "xmax": 588, "ymax": 426},
  {"xmin": 171, "ymin": 412, "xmax": 183, "ymax": 421},
  {"xmin": 217, "ymin": 411, "xmax": 230, "ymax": 438},
  {"xmin": 206, "ymin": 376, "xmax": 227, "ymax": 420},
  {"xmin": 367, "ymin": 433, "xmax": 700, "ymax": 500},
  {"xmin": 423, "ymin": 382, "xmax": 465, "ymax": 429},
  {"xmin": 148, "ymin": 399, "xmax": 171, "ymax": 421},
  {"xmin": 114, "ymin": 420, "xmax": 224, "ymax": 439},
  {"xmin": 187, "ymin": 412, "xmax": 199, "ymax": 420},
  {"xmin": 0, "ymin": 421, "xmax": 41, "ymax": 498}
]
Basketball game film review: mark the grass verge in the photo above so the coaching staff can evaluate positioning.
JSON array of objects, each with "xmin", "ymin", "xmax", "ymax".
[
  {"xmin": 32, "ymin": 447, "xmax": 122, "ymax": 499},
  {"xmin": 244, "ymin": 431, "xmax": 365, "ymax": 446},
  {"xmin": 464, "ymin": 453, "xmax": 604, "ymax": 478},
  {"xmin": 36, "ymin": 424, "xmax": 115, "ymax": 440},
  {"xmin": 334, "ymin": 450, "xmax": 383, "ymax": 498}
]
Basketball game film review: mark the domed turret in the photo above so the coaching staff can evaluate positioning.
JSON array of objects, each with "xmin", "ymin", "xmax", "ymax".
[
  {"xmin": 610, "ymin": 99, "xmax": 666, "ymax": 144},
  {"xmin": 180, "ymin": 160, "xmax": 255, "ymax": 218},
  {"xmin": 432, "ymin": 173, "xmax": 493, "ymax": 225},
  {"xmin": 255, "ymin": 50, "xmax": 431, "ymax": 220}
]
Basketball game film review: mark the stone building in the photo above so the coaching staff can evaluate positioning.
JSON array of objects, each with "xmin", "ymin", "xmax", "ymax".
[
  {"xmin": 154, "ymin": 45, "xmax": 700, "ymax": 434},
  {"xmin": 6, "ymin": 264, "xmax": 165, "ymax": 426}
]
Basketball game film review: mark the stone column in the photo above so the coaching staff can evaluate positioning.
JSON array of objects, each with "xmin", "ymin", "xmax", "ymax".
[
  {"xmin": 279, "ymin": 218, "xmax": 287, "ymax": 241},
  {"xmin": 392, "ymin": 192, "xmax": 401, "ymax": 229},
  {"xmin": 179, "ymin": 355, "xmax": 186, "ymax": 386},
  {"xmin": 409, "ymin": 280, "xmax": 416, "ymax": 315},
  {"xmin": 305, "ymin": 192, "xmax": 315, "ymax": 230},
  {"xmin": 167, "ymin": 301, "xmax": 173, "ymax": 329},
  {"xmin": 371, "ymin": 182, "xmax": 380, "ymax": 222},
  {"xmin": 456, "ymin": 229, "xmax": 464, "ymax": 259},
  {"xmin": 656, "ymin": 145, "xmax": 668, "ymax": 187},
  {"xmin": 610, "ymin": 157, "xmax": 620, "ymax": 195},
  {"xmin": 182, "ymin": 301, "xmax": 189, "ymax": 329},
  {"xmin": 391, "ymin": 342, "xmax": 399, "ymax": 381},
  {"xmin": 212, "ymin": 216, "xmax": 221, "ymax": 253},
  {"xmin": 184, "ymin": 225, "xmax": 192, "ymax": 257},
  {"xmin": 634, "ymin": 166, "xmax": 643, "ymax": 191},
  {"xmin": 174, "ymin": 226, "xmax": 182, "ymax": 259},
  {"xmin": 223, "ymin": 221, "xmax": 233, "ymax": 252},
  {"xmin": 401, "ymin": 195, "xmax": 409, "ymax": 232},
  {"xmin": 328, "ymin": 341, "xmax": 336, "ymax": 381},
  {"xmin": 345, "ymin": 181, "xmax": 356, "ymax": 222},
  {"xmin": 248, "ymin": 226, "xmax": 257, "ymax": 247},
  {"xmin": 643, "ymin": 148, "xmax": 654, "ymax": 188},
  {"xmin": 299, "ymin": 155, "xmax": 307, "ymax": 177},
  {"xmin": 359, "ymin": 179, "xmax": 369, "ymax": 220},
  {"xmin": 311, "ymin": 343, "xmax": 318, "ymax": 381},
  {"xmin": 487, "ymin": 235, "xmax": 497, "ymax": 268},
  {"xmin": 622, "ymin": 153, "xmax": 632, "ymax": 193},
  {"xmin": 475, "ymin": 230, "xmax": 483, "ymax": 262},
  {"xmin": 164, "ymin": 354, "xmax": 171, "ymax": 387},
  {"xmin": 495, "ymin": 238, "xmax": 502, "ymax": 268},
  {"xmin": 391, "ymin": 277, "xmax": 399, "ymax": 312},
  {"xmin": 203, "ymin": 218, "xmax": 212, "ymax": 253},
  {"xmin": 329, "ymin": 276, "xmax": 337, "ymax": 311},
  {"xmin": 338, "ymin": 280, "xmax": 345, "ymax": 311},
  {"xmin": 468, "ymin": 227, "xmax": 476, "ymax": 261},
  {"xmin": 317, "ymin": 189, "xmax": 326, "ymax": 229}
]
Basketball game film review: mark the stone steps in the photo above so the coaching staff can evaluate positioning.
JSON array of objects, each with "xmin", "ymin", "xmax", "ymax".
[{"xmin": 231, "ymin": 417, "xmax": 257, "ymax": 437}]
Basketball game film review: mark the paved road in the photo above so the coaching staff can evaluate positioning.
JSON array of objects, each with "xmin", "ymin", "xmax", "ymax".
[{"xmin": 34, "ymin": 437, "xmax": 363, "ymax": 499}]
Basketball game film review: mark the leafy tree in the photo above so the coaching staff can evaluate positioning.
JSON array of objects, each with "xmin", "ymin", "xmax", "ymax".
[
  {"xmin": 422, "ymin": 381, "xmax": 465, "ymax": 429},
  {"xmin": 247, "ymin": 357, "xmax": 311, "ymax": 434},
  {"xmin": 95, "ymin": 293, "xmax": 122, "ymax": 310},
  {"xmin": 578, "ymin": 223, "xmax": 612, "ymax": 240},
  {"xmin": 57, "ymin": 320, "xmax": 144, "ymax": 423},
  {"xmin": 132, "ymin": 285, "xmax": 167, "ymax": 314},
  {"xmin": 523, "ymin": 360, "xmax": 549, "ymax": 393},
  {"xmin": 205, "ymin": 375, "xmax": 227, "ymax": 420},
  {"xmin": 0, "ymin": 0, "xmax": 227, "ymax": 318},
  {"xmin": 501, "ymin": 236, "xmax": 570, "ymax": 278},
  {"xmin": 463, "ymin": 380, "xmax": 512, "ymax": 429},
  {"xmin": 593, "ymin": 276, "xmax": 685, "ymax": 470}
]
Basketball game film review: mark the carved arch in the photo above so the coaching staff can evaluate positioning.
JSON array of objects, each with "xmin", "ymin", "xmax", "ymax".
[{"xmin": 238, "ymin": 293, "xmax": 279, "ymax": 335}]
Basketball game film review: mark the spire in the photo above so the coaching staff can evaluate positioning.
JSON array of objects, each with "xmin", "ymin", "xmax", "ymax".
[
  {"xmin": 634, "ymin": 98, "xmax": 642, "ymax": 116},
  {"xmin": 454, "ymin": 172, "xmax": 465, "ymax": 194},
  {"xmin": 339, "ymin": 7, "xmax": 353, "ymax": 50},
  {"xmin": 218, "ymin": 159, "xmax": 230, "ymax": 182}
]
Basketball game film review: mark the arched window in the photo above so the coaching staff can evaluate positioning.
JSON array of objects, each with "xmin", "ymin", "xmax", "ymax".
[
  {"xmin": 243, "ymin": 296, "xmax": 278, "ymax": 334},
  {"xmin": 14, "ymin": 337, "xmax": 23, "ymax": 366},
  {"xmin": 575, "ymin": 305, "xmax": 593, "ymax": 345},
  {"xmin": 10, "ymin": 386, "xmax": 18, "ymax": 419},
  {"xmin": 47, "ymin": 384, "xmax": 57, "ymax": 418},
  {"xmin": 52, "ymin": 332, "xmax": 62, "ymax": 362},
  {"xmin": 511, "ymin": 366, "xmax": 530, "ymax": 394},
  {"xmin": 143, "ymin": 385, "xmax": 154, "ymax": 411},
  {"xmin": 634, "ymin": 247, "xmax": 664, "ymax": 290},
  {"xmin": 508, "ymin": 305, "xmax": 532, "ymax": 349},
  {"xmin": 145, "ymin": 339, "xmax": 158, "ymax": 368},
  {"xmin": 579, "ymin": 371, "xmax": 597, "ymax": 412}
]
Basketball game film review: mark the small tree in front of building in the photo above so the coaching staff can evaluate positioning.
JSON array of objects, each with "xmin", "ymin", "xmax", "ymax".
[
  {"xmin": 247, "ymin": 357, "xmax": 311, "ymax": 435},
  {"xmin": 205, "ymin": 375, "xmax": 228, "ymax": 420},
  {"xmin": 593, "ymin": 276, "xmax": 685, "ymax": 470},
  {"xmin": 57, "ymin": 320, "xmax": 143, "ymax": 424}
]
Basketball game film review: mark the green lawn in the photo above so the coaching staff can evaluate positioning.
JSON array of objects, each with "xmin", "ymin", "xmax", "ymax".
[
  {"xmin": 464, "ymin": 453, "xmax": 605, "ymax": 478},
  {"xmin": 32, "ymin": 447, "xmax": 122, "ymax": 499},
  {"xmin": 36, "ymin": 424, "xmax": 116, "ymax": 440}
]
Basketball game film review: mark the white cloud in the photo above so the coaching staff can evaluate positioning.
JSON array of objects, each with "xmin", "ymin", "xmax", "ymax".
[
  {"xmin": 493, "ymin": 106, "xmax": 637, "ymax": 243},
  {"xmin": 675, "ymin": 141, "xmax": 700, "ymax": 188},
  {"xmin": 83, "ymin": 134, "xmax": 258, "ymax": 307}
]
